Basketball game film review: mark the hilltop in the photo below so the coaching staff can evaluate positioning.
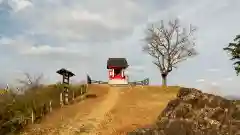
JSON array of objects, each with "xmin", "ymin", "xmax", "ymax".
[
  {"xmin": 1, "ymin": 84, "xmax": 237, "ymax": 135},
  {"xmin": 21, "ymin": 84, "xmax": 180, "ymax": 135},
  {"xmin": 129, "ymin": 88, "xmax": 240, "ymax": 135}
]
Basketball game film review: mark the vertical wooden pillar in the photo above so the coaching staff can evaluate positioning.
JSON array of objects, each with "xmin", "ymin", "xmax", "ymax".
[
  {"xmin": 63, "ymin": 86, "xmax": 69, "ymax": 104},
  {"xmin": 121, "ymin": 69, "xmax": 124, "ymax": 77},
  {"xmin": 112, "ymin": 69, "xmax": 114, "ymax": 77},
  {"xmin": 62, "ymin": 74, "xmax": 69, "ymax": 105},
  {"xmin": 49, "ymin": 100, "xmax": 52, "ymax": 112},
  {"xmin": 60, "ymin": 92, "xmax": 63, "ymax": 107},
  {"xmin": 72, "ymin": 90, "xmax": 75, "ymax": 101},
  {"xmin": 57, "ymin": 68, "xmax": 75, "ymax": 106}
]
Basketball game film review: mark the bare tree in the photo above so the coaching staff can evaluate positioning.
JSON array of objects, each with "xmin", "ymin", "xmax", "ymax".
[
  {"xmin": 143, "ymin": 19, "xmax": 197, "ymax": 86},
  {"xmin": 17, "ymin": 73, "xmax": 43, "ymax": 90}
]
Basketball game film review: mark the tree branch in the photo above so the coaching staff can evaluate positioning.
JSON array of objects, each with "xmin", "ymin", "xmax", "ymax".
[{"xmin": 143, "ymin": 19, "xmax": 197, "ymax": 78}]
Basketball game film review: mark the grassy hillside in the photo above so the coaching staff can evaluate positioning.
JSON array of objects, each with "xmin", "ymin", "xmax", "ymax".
[
  {"xmin": 19, "ymin": 85, "xmax": 180, "ymax": 135},
  {"xmin": 236, "ymin": 100, "xmax": 240, "ymax": 104},
  {"xmin": 0, "ymin": 84, "xmax": 87, "ymax": 135},
  {"xmin": 12, "ymin": 84, "xmax": 240, "ymax": 135},
  {"xmin": 96, "ymin": 85, "xmax": 181, "ymax": 134},
  {"xmin": 128, "ymin": 87, "xmax": 240, "ymax": 135}
]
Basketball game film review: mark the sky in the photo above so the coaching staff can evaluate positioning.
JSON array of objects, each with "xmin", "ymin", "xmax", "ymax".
[{"xmin": 0, "ymin": 0, "xmax": 240, "ymax": 96}]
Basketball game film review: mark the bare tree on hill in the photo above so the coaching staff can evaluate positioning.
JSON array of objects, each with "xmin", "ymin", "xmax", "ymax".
[
  {"xmin": 143, "ymin": 19, "xmax": 198, "ymax": 86},
  {"xmin": 17, "ymin": 73, "xmax": 43, "ymax": 90}
]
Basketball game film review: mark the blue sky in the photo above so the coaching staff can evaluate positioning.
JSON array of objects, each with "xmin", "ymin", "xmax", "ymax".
[{"xmin": 0, "ymin": 0, "xmax": 240, "ymax": 96}]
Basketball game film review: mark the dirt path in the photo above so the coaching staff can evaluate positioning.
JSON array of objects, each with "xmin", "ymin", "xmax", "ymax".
[
  {"xmin": 95, "ymin": 86, "xmax": 180, "ymax": 135},
  {"xmin": 56, "ymin": 87, "xmax": 120, "ymax": 135},
  {"xmin": 21, "ymin": 85, "xmax": 110, "ymax": 135}
]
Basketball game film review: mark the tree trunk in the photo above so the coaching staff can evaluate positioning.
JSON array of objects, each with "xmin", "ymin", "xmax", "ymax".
[{"xmin": 161, "ymin": 73, "xmax": 167, "ymax": 86}]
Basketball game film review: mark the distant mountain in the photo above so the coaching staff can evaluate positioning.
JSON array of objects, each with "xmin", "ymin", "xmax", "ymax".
[
  {"xmin": 225, "ymin": 95, "xmax": 240, "ymax": 100},
  {"xmin": 0, "ymin": 83, "xmax": 7, "ymax": 89}
]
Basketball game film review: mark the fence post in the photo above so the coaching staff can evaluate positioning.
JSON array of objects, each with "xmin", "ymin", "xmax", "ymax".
[
  {"xmin": 31, "ymin": 110, "xmax": 35, "ymax": 124},
  {"xmin": 85, "ymin": 84, "xmax": 87, "ymax": 93},
  {"xmin": 228, "ymin": 106, "xmax": 233, "ymax": 135},
  {"xmin": 60, "ymin": 92, "xmax": 63, "ymax": 107},
  {"xmin": 72, "ymin": 90, "xmax": 75, "ymax": 101},
  {"xmin": 49, "ymin": 100, "xmax": 52, "ymax": 112},
  {"xmin": 80, "ymin": 87, "xmax": 83, "ymax": 95},
  {"xmin": 64, "ymin": 87, "xmax": 69, "ymax": 104}
]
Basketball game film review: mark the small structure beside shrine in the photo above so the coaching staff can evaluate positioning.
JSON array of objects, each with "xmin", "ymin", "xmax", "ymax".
[
  {"xmin": 107, "ymin": 58, "xmax": 129, "ymax": 85},
  {"xmin": 56, "ymin": 68, "xmax": 75, "ymax": 105}
]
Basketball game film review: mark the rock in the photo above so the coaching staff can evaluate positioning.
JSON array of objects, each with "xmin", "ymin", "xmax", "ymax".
[{"xmin": 128, "ymin": 87, "xmax": 240, "ymax": 135}]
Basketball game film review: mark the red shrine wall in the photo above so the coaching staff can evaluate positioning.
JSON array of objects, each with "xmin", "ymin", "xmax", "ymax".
[{"xmin": 108, "ymin": 68, "xmax": 125, "ymax": 80}]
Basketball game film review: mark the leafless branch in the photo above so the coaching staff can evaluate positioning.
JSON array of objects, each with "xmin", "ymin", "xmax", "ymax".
[
  {"xmin": 143, "ymin": 19, "xmax": 197, "ymax": 76},
  {"xmin": 17, "ymin": 73, "xmax": 43, "ymax": 90}
]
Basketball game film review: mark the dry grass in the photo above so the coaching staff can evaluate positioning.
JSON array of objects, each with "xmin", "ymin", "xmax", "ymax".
[
  {"xmin": 19, "ymin": 85, "xmax": 180, "ymax": 135},
  {"xmin": 21, "ymin": 84, "xmax": 109, "ymax": 135},
  {"xmin": 95, "ymin": 86, "xmax": 180, "ymax": 135},
  {"xmin": 0, "ymin": 84, "xmax": 87, "ymax": 135}
]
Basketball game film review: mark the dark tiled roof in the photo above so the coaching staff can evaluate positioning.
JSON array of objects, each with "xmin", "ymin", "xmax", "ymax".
[
  {"xmin": 107, "ymin": 58, "xmax": 128, "ymax": 69},
  {"xmin": 56, "ymin": 68, "xmax": 75, "ymax": 77}
]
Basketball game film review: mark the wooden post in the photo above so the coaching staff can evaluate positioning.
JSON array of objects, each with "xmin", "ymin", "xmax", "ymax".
[
  {"xmin": 49, "ymin": 100, "xmax": 52, "ymax": 112},
  {"xmin": 72, "ymin": 90, "xmax": 75, "ymax": 101},
  {"xmin": 31, "ymin": 110, "xmax": 35, "ymax": 124},
  {"xmin": 80, "ymin": 87, "xmax": 83, "ymax": 95},
  {"xmin": 85, "ymin": 84, "xmax": 87, "ymax": 93},
  {"xmin": 228, "ymin": 106, "xmax": 233, "ymax": 135},
  {"xmin": 60, "ymin": 93, "xmax": 63, "ymax": 107},
  {"xmin": 62, "ymin": 86, "xmax": 69, "ymax": 105},
  {"xmin": 56, "ymin": 68, "xmax": 75, "ymax": 105}
]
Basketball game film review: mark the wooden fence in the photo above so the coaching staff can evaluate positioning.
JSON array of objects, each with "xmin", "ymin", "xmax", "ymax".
[
  {"xmin": 0, "ymin": 84, "xmax": 87, "ymax": 135},
  {"xmin": 87, "ymin": 74, "xmax": 149, "ymax": 86}
]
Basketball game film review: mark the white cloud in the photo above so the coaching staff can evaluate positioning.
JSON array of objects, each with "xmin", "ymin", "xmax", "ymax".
[
  {"xmin": 225, "ymin": 77, "xmax": 233, "ymax": 81},
  {"xmin": 8, "ymin": 0, "xmax": 32, "ymax": 12},
  {"xmin": 125, "ymin": 65, "xmax": 145, "ymax": 76},
  {"xmin": 9, "ymin": 0, "xmax": 147, "ymax": 43},
  {"xmin": 22, "ymin": 45, "xmax": 80, "ymax": 55},
  {"xmin": 206, "ymin": 68, "xmax": 221, "ymax": 72},
  {"xmin": 71, "ymin": 10, "xmax": 102, "ymax": 21},
  {"xmin": 0, "ymin": 35, "xmax": 34, "ymax": 52},
  {"xmin": 196, "ymin": 79, "xmax": 205, "ymax": 82},
  {"xmin": 0, "ymin": 37, "xmax": 14, "ymax": 45},
  {"xmin": 211, "ymin": 82, "xmax": 218, "ymax": 86},
  {"xmin": 128, "ymin": 65, "xmax": 145, "ymax": 72}
]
